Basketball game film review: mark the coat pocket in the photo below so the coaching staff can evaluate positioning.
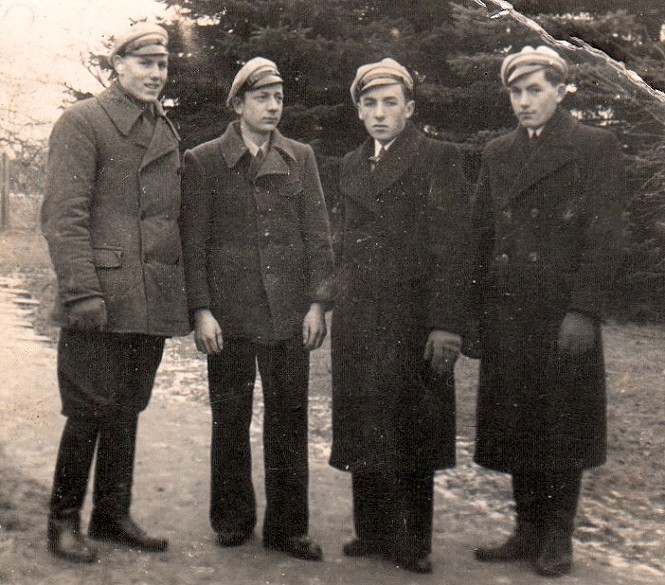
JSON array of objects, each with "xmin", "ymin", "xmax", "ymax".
[{"xmin": 92, "ymin": 247, "xmax": 123, "ymax": 268}]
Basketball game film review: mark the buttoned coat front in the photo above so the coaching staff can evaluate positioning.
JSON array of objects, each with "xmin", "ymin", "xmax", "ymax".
[
  {"xmin": 41, "ymin": 82, "xmax": 190, "ymax": 337},
  {"xmin": 470, "ymin": 109, "xmax": 627, "ymax": 473},
  {"xmin": 180, "ymin": 122, "xmax": 333, "ymax": 342},
  {"xmin": 330, "ymin": 122, "xmax": 470, "ymax": 476}
]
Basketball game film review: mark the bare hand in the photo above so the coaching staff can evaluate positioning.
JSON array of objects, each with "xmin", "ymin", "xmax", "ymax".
[
  {"xmin": 194, "ymin": 309, "xmax": 224, "ymax": 354},
  {"xmin": 558, "ymin": 312, "xmax": 595, "ymax": 355},
  {"xmin": 423, "ymin": 329, "xmax": 462, "ymax": 376},
  {"xmin": 302, "ymin": 303, "xmax": 327, "ymax": 351},
  {"xmin": 67, "ymin": 297, "xmax": 107, "ymax": 330}
]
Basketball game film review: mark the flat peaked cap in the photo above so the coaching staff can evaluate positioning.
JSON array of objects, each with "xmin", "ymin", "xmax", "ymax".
[
  {"xmin": 226, "ymin": 57, "xmax": 284, "ymax": 107},
  {"xmin": 500, "ymin": 45, "xmax": 568, "ymax": 86},
  {"xmin": 109, "ymin": 23, "xmax": 169, "ymax": 61},
  {"xmin": 350, "ymin": 58, "xmax": 414, "ymax": 104}
]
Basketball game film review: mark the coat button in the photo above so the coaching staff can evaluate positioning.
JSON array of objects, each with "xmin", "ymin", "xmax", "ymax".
[
  {"xmin": 496, "ymin": 253, "xmax": 510, "ymax": 263},
  {"xmin": 530, "ymin": 207, "xmax": 539, "ymax": 218},
  {"xmin": 528, "ymin": 251, "xmax": 539, "ymax": 262},
  {"xmin": 502, "ymin": 209, "xmax": 512, "ymax": 220}
]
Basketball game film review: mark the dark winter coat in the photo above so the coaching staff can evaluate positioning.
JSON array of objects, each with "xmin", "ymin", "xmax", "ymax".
[
  {"xmin": 41, "ymin": 82, "xmax": 190, "ymax": 337},
  {"xmin": 330, "ymin": 122, "xmax": 470, "ymax": 475},
  {"xmin": 470, "ymin": 109, "xmax": 628, "ymax": 473},
  {"xmin": 180, "ymin": 121, "xmax": 333, "ymax": 342}
]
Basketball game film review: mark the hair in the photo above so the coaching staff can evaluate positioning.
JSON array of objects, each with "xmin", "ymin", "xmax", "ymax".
[{"xmin": 542, "ymin": 65, "xmax": 567, "ymax": 86}]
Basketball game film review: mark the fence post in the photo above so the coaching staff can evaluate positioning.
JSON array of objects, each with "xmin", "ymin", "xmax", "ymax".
[{"xmin": 0, "ymin": 152, "xmax": 9, "ymax": 230}]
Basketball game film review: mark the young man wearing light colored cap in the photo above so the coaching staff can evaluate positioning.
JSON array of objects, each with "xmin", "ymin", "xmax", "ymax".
[
  {"xmin": 468, "ymin": 45, "xmax": 627, "ymax": 577},
  {"xmin": 180, "ymin": 57, "xmax": 333, "ymax": 562},
  {"xmin": 41, "ymin": 23, "xmax": 189, "ymax": 562},
  {"xmin": 329, "ymin": 57, "xmax": 470, "ymax": 574}
]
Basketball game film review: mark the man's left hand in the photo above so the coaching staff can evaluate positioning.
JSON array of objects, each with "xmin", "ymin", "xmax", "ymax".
[
  {"xmin": 302, "ymin": 303, "xmax": 327, "ymax": 351},
  {"xmin": 558, "ymin": 312, "xmax": 595, "ymax": 355},
  {"xmin": 424, "ymin": 330, "xmax": 462, "ymax": 376}
]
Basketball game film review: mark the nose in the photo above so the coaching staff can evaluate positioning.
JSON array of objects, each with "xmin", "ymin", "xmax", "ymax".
[
  {"xmin": 518, "ymin": 92, "xmax": 531, "ymax": 108},
  {"xmin": 374, "ymin": 103, "xmax": 385, "ymax": 118},
  {"xmin": 267, "ymin": 96, "xmax": 280, "ymax": 110}
]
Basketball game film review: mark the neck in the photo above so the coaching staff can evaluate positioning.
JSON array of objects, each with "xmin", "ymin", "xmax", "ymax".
[{"xmin": 240, "ymin": 120, "xmax": 271, "ymax": 149}]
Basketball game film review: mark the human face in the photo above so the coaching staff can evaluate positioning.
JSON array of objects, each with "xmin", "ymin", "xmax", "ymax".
[
  {"xmin": 113, "ymin": 54, "xmax": 168, "ymax": 102},
  {"xmin": 357, "ymin": 83, "xmax": 414, "ymax": 144},
  {"xmin": 233, "ymin": 83, "xmax": 284, "ymax": 142},
  {"xmin": 508, "ymin": 69, "xmax": 565, "ymax": 130}
]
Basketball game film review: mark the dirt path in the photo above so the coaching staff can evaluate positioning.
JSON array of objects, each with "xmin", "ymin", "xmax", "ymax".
[{"xmin": 0, "ymin": 275, "xmax": 661, "ymax": 585}]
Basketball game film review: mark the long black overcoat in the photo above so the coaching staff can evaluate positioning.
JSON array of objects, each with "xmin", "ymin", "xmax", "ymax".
[
  {"xmin": 330, "ymin": 122, "xmax": 470, "ymax": 476},
  {"xmin": 470, "ymin": 109, "xmax": 627, "ymax": 473}
]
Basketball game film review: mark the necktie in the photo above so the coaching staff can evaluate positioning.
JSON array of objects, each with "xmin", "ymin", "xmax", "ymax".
[
  {"xmin": 249, "ymin": 149, "xmax": 265, "ymax": 181},
  {"xmin": 369, "ymin": 146, "xmax": 386, "ymax": 171}
]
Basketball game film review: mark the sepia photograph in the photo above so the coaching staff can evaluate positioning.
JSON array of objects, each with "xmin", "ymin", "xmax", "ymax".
[{"xmin": 0, "ymin": 1, "xmax": 663, "ymax": 583}]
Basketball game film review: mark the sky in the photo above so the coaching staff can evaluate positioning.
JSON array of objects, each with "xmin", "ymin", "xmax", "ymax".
[{"xmin": 0, "ymin": 0, "xmax": 168, "ymax": 144}]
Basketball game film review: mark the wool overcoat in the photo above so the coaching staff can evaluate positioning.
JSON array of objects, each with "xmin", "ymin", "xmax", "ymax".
[
  {"xmin": 180, "ymin": 121, "xmax": 333, "ymax": 342},
  {"xmin": 470, "ymin": 109, "xmax": 628, "ymax": 473},
  {"xmin": 330, "ymin": 122, "xmax": 470, "ymax": 476},
  {"xmin": 41, "ymin": 82, "xmax": 190, "ymax": 337}
]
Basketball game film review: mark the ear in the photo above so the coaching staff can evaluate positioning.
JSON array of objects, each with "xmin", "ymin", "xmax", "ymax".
[
  {"xmin": 111, "ymin": 55, "xmax": 125, "ymax": 75},
  {"xmin": 231, "ymin": 96, "xmax": 244, "ymax": 116},
  {"xmin": 555, "ymin": 83, "xmax": 566, "ymax": 104},
  {"xmin": 404, "ymin": 100, "xmax": 415, "ymax": 119}
]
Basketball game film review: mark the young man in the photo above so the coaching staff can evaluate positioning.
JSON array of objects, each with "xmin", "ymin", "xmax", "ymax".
[
  {"xmin": 180, "ymin": 57, "xmax": 333, "ymax": 561},
  {"xmin": 469, "ymin": 45, "xmax": 627, "ymax": 577},
  {"xmin": 41, "ymin": 23, "xmax": 189, "ymax": 563},
  {"xmin": 330, "ymin": 58, "xmax": 470, "ymax": 574}
]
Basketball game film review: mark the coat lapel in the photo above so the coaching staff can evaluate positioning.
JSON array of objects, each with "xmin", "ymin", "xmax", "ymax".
[
  {"xmin": 340, "ymin": 139, "xmax": 377, "ymax": 212},
  {"xmin": 218, "ymin": 123, "xmax": 293, "ymax": 177},
  {"xmin": 492, "ymin": 110, "xmax": 576, "ymax": 207},
  {"xmin": 139, "ymin": 118, "xmax": 180, "ymax": 171}
]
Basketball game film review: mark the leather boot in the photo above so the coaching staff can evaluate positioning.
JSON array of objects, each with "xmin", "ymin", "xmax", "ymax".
[
  {"xmin": 536, "ymin": 511, "xmax": 574, "ymax": 576},
  {"xmin": 48, "ymin": 511, "xmax": 97, "ymax": 563},
  {"xmin": 88, "ymin": 511, "xmax": 168, "ymax": 552},
  {"xmin": 89, "ymin": 417, "xmax": 167, "ymax": 552},
  {"xmin": 474, "ymin": 521, "xmax": 540, "ymax": 562}
]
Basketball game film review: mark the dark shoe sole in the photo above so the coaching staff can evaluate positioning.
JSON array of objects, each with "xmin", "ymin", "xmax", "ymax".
[
  {"xmin": 48, "ymin": 542, "xmax": 97, "ymax": 564},
  {"xmin": 263, "ymin": 537, "xmax": 323, "ymax": 561}
]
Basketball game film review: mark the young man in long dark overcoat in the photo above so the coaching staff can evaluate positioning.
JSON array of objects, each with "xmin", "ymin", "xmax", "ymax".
[
  {"xmin": 41, "ymin": 24, "xmax": 190, "ymax": 563},
  {"xmin": 468, "ymin": 45, "xmax": 628, "ymax": 577},
  {"xmin": 180, "ymin": 57, "xmax": 333, "ymax": 562},
  {"xmin": 330, "ymin": 58, "xmax": 470, "ymax": 574}
]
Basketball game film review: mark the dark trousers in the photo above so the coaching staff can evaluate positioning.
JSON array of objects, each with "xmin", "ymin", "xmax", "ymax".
[
  {"xmin": 50, "ymin": 332, "xmax": 164, "ymax": 519},
  {"xmin": 512, "ymin": 469, "xmax": 582, "ymax": 534},
  {"xmin": 207, "ymin": 337, "xmax": 310, "ymax": 541},
  {"xmin": 351, "ymin": 470, "xmax": 434, "ymax": 560}
]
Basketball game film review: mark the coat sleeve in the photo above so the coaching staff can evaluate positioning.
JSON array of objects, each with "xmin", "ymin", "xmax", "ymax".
[
  {"xmin": 468, "ymin": 152, "xmax": 496, "ymax": 324},
  {"xmin": 426, "ymin": 141, "xmax": 472, "ymax": 335},
  {"xmin": 180, "ymin": 148, "xmax": 213, "ymax": 313},
  {"xmin": 298, "ymin": 144, "xmax": 335, "ymax": 308},
  {"xmin": 41, "ymin": 107, "xmax": 103, "ymax": 305},
  {"xmin": 568, "ymin": 131, "xmax": 629, "ymax": 318}
]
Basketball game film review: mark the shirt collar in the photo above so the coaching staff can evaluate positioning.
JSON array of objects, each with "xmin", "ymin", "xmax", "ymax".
[
  {"xmin": 374, "ymin": 138, "xmax": 396, "ymax": 157},
  {"xmin": 240, "ymin": 123, "xmax": 270, "ymax": 157}
]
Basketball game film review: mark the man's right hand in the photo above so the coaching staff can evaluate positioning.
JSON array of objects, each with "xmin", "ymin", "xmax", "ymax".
[
  {"xmin": 194, "ymin": 309, "xmax": 224, "ymax": 354},
  {"xmin": 66, "ymin": 297, "xmax": 107, "ymax": 330}
]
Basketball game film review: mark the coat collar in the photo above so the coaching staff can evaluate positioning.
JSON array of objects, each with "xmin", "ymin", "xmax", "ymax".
[
  {"xmin": 341, "ymin": 121, "xmax": 423, "ymax": 210},
  {"xmin": 218, "ymin": 121, "xmax": 296, "ymax": 177},
  {"xmin": 98, "ymin": 82, "xmax": 180, "ymax": 170},
  {"xmin": 491, "ymin": 109, "xmax": 577, "ymax": 205}
]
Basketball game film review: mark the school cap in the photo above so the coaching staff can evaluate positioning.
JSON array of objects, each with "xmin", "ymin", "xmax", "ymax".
[
  {"xmin": 109, "ymin": 23, "xmax": 169, "ymax": 61},
  {"xmin": 350, "ymin": 58, "xmax": 414, "ymax": 104},
  {"xmin": 500, "ymin": 45, "xmax": 568, "ymax": 87},
  {"xmin": 226, "ymin": 57, "xmax": 284, "ymax": 107}
]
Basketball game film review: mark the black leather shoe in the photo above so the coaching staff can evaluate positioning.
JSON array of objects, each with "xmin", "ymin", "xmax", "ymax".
[
  {"xmin": 216, "ymin": 530, "xmax": 252, "ymax": 547},
  {"xmin": 342, "ymin": 538, "xmax": 385, "ymax": 558},
  {"xmin": 48, "ymin": 515, "xmax": 97, "ymax": 563},
  {"xmin": 474, "ymin": 529, "xmax": 539, "ymax": 562},
  {"xmin": 88, "ymin": 513, "xmax": 168, "ymax": 552},
  {"xmin": 395, "ymin": 555, "xmax": 433, "ymax": 574},
  {"xmin": 264, "ymin": 535, "xmax": 323, "ymax": 561},
  {"xmin": 536, "ymin": 529, "xmax": 573, "ymax": 577}
]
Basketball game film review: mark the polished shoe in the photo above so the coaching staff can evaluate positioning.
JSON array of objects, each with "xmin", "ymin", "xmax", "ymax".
[
  {"xmin": 88, "ymin": 513, "xmax": 168, "ymax": 552},
  {"xmin": 474, "ymin": 526, "xmax": 539, "ymax": 562},
  {"xmin": 342, "ymin": 537, "xmax": 386, "ymax": 558},
  {"xmin": 395, "ymin": 554, "xmax": 433, "ymax": 574},
  {"xmin": 216, "ymin": 530, "xmax": 252, "ymax": 547},
  {"xmin": 536, "ymin": 529, "xmax": 573, "ymax": 577},
  {"xmin": 48, "ymin": 514, "xmax": 97, "ymax": 563},
  {"xmin": 263, "ymin": 535, "xmax": 323, "ymax": 561}
]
